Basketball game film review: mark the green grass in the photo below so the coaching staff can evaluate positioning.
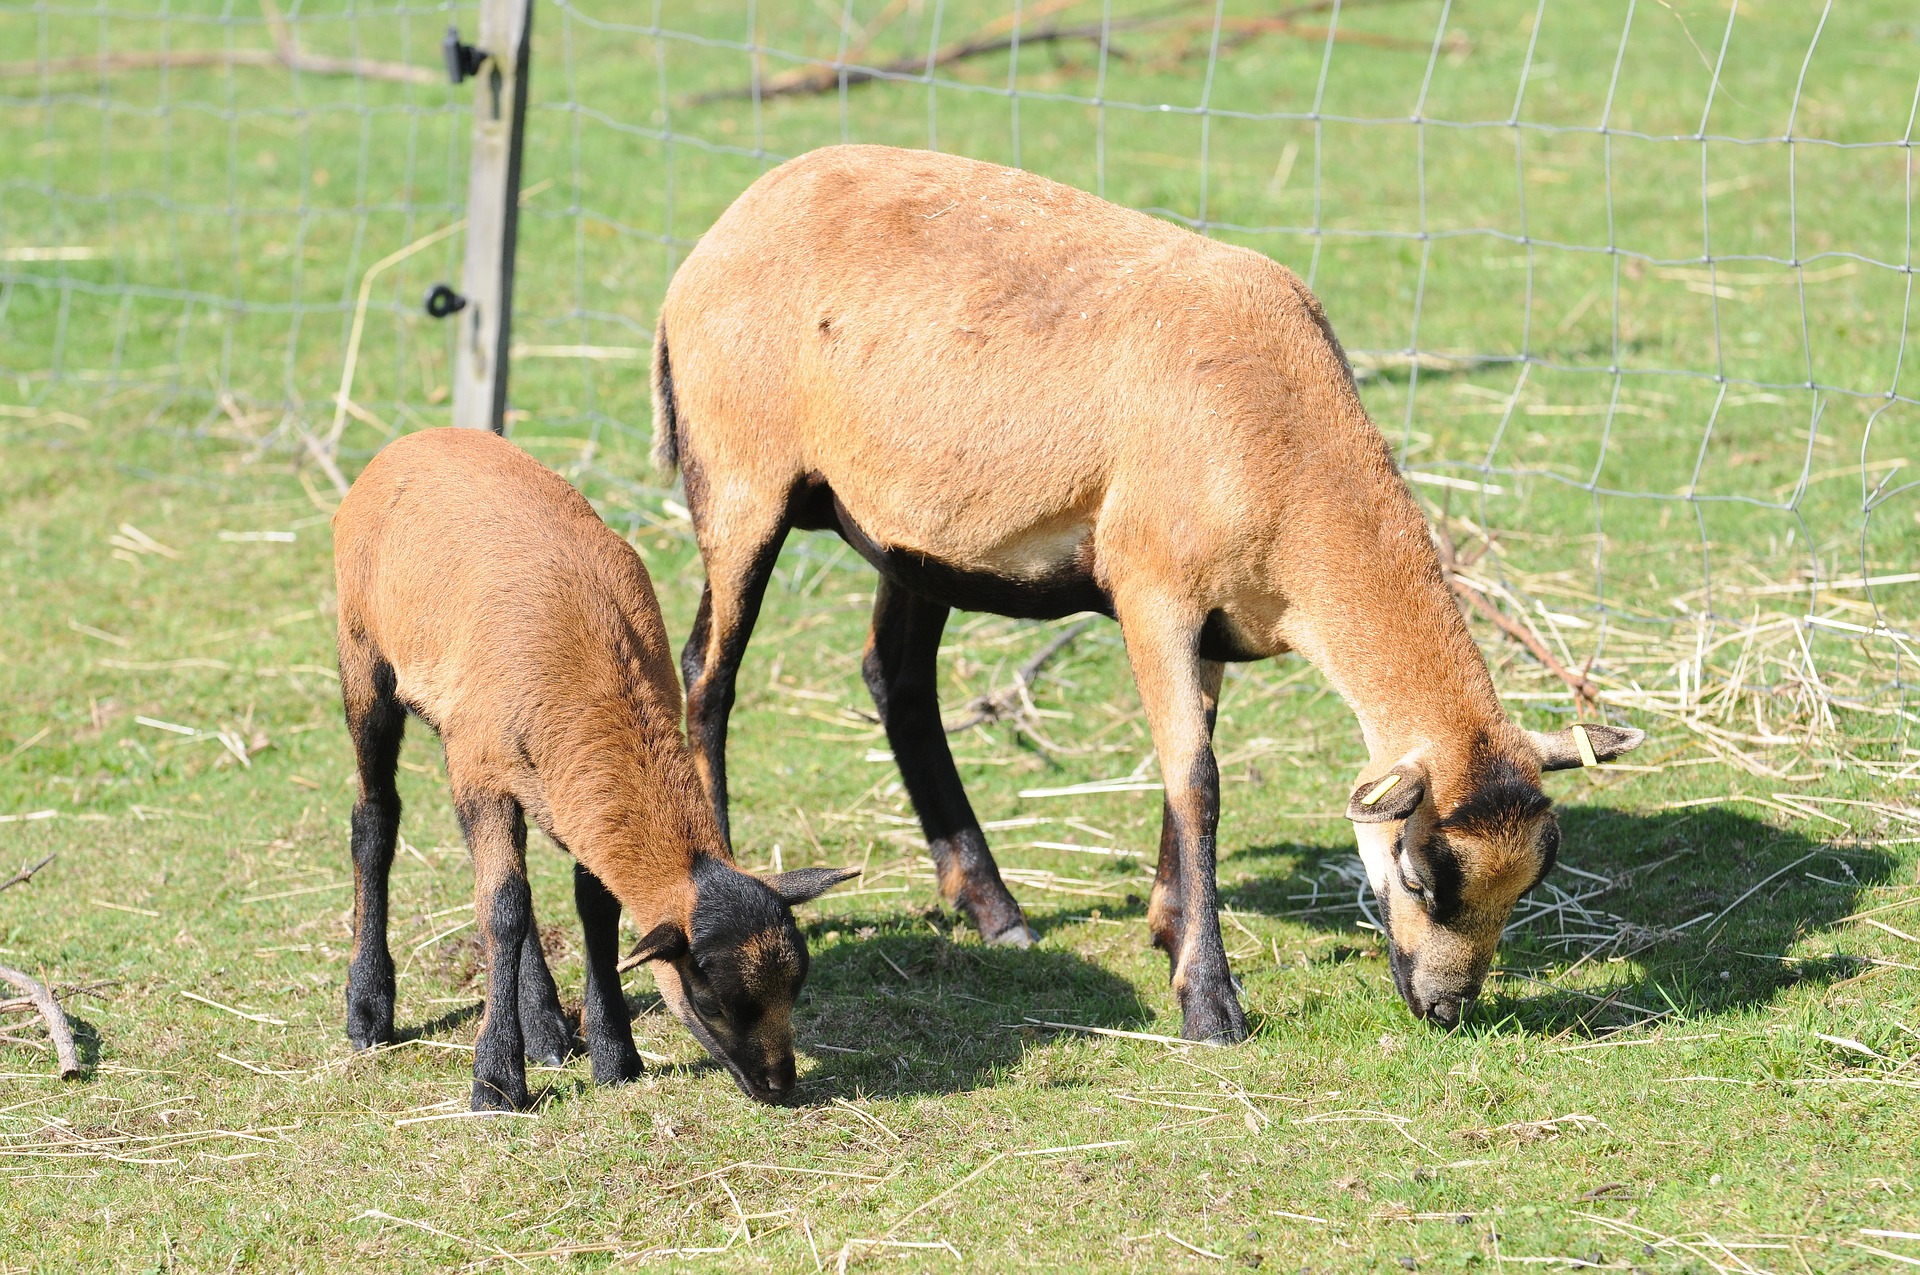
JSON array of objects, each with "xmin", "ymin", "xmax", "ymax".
[{"xmin": 3, "ymin": 2, "xmax": 1919, "ymax": 1271}]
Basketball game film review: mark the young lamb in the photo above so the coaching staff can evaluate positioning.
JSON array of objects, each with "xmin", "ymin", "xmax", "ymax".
[{"xmin": 333, "ymin": 427, "xmax": 854, "ymax": 1108}]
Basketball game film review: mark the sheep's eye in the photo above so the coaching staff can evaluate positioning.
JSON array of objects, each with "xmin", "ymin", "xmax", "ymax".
[{"xmin": 1401, "ymin": 875, "xmax": 1427, "ymax": 899}]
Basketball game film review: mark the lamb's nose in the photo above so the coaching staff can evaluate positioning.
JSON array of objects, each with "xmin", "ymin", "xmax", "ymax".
[
  {"xmin": 763, "ymin": 1057, "xmax": 797, "ymax": 1099},
  {"xmin": 1423, "ymin": 997, "xmax": 1461, "ymax": 1027}
]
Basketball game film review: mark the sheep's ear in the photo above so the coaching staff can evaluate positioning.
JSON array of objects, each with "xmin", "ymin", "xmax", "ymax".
[
  {"xmin": 1529, "ymin": 723, "xmax": 1645, "ymax": 772},
  {"xmin": 626, "ymin": 921, "xmax": 689, "ymax": 965},
  {"xmin": 1347, "ymin": 764, "xmax": 1427, "ymax": 823},
  {"xmin": 765, "ymin": 866, "xmax": 861, "ymax": 906}
]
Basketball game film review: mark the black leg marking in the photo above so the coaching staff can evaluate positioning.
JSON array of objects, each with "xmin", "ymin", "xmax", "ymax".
[
  {"xmin": 1119, "ymin": 612, "xmax": 1244, "ymax": 1045},
  {"xmin": 461, "ymin": 795, "xmax": 535, "ymax": 1112},
  {"xmin": 1147, "ymin": 796, "xmax": 1184, "ymax": 960},
  {"xmin": 483, "ymin": 804, "xmax": 571, "ymax": 1067},
  {"xmin": 517, "ymin": 929, "xmax": 573, "ymax": 1068},
  {"xmin": 683, "ymin": 525, "xmax": 789, "ymax": 848},
  {"xmin": 344, "ymin": 658, "xmax": 404, "ymax": 1051},
  {"xmin": 1148, "ymin": 659, "xmax": 1222, "ymax": 969},
  {"xmin": 681, "ymin": 586, "xmax": 722, "ymax": 832},
  {"xmin": 1169, "ymin": 746, "xmax": 1244, "ymax": 1044},
  {"xmin": 863, "ymin": 579, "xmax": 1034, "ymax": 946},
  {"xmin": 574, "ymin": 863, "xmax": 643, "ymax": 1085}
]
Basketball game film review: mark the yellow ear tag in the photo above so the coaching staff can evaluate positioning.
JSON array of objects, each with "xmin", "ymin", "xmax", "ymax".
[
  {"xmin": 1361, "ymin": 774, "xmax": 1402, "ymax": 806},
  {"xmin": 1572, "ymin": 723, "xmax": 1599, "ymax": 769}
]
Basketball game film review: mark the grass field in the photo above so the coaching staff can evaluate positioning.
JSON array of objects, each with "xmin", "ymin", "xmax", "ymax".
[{"xmin": 3, "ymin": 1, "xmax": 1919, "ymax": 1271}]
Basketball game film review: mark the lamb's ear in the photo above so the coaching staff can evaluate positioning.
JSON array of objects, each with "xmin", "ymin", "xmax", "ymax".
[
  {"xmin": 1347, "ymin": 764, "xmax": 1428, "ymax": 823},
  {"xmin": 766, "ymin": 866, "xmax": 862, "ymax": 906},
  {"xmin": 626, "ymin": 921, "xmax": 689, "ymax": 965},
  {"xmin": 1529, "ymin": 723, "xmax": 1646, "ymax": 772}
]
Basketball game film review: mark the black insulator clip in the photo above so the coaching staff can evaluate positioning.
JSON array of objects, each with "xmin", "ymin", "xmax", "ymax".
[
  {"xmin": 443, "ymin": 26, "xmax": 486, "ymax": 84},
  {"xmin": 424, "ymin": 283, "xmax": 467, "ymax": 319}
]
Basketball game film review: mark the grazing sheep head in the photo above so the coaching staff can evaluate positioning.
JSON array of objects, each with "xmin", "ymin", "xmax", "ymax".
[
  {"xmin": 1348, "ymin": 725, "xmax": 1643, "ymax": 1026},
  {"xmin": 630, "ymin": 861, "xmax": 858, "ymax": 1102}
]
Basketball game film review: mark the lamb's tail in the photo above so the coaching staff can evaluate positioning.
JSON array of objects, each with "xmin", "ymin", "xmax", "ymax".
[{"xmin": 650, "ymin": 322, "xmax": 680, "ymax": 476}]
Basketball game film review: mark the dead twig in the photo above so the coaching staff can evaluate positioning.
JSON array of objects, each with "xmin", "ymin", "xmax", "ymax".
[
  {"xmin": 946, "ymin": 618, "xmax": 1097, "ymax": 734},
  {"xmin": 1433, "ymin": 525, "xmax": 1601, "ymax": 713},
  {"xmin": 701, "ymin": 0, "xmax": 1104, "ymax": 102},
  {"xmin": 694, "ymin": 1, "xmax": 1442, "ymax": 105},
  {"xmin": 1453, "ymin": 582, "xmax": 1601, "ymax": 714},
  {"xmin": 0, "ymin": 0, "xmax": 436, "ymax": 85},
  {"xmin": 0, "ymin": 964, "xmax": 82, "ymax": 1079},
  {"xmin": 0, "ymin": 852, "xmax": 56, "ymax": 896},
  {"xmin": 256, "ymin": 0, "xmax": 435, "ymax": 84}
]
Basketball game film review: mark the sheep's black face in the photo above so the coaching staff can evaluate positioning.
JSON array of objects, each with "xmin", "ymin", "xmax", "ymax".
[
  {"xmin": 1350, "ymin": 727, "xmax": 1642, "ymax": 1028},
  {"xmin": 1349, "ymin": 754, "xmax": 1560, "ymax": 1030},
  {"xmin": 1374, "ymin": 804, "xmax": 1559, "ymax": 1028}
]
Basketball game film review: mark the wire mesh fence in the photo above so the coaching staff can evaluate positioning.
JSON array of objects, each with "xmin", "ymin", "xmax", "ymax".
[{"xmin": 2, "ymin": 0, "xmax": 1914, "ymax": 771}]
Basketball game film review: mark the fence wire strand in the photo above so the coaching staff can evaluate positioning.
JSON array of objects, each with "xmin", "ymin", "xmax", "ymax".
[{"xmin": 1, "ymin": 0, "xmax": 1914, "ymax": 762}]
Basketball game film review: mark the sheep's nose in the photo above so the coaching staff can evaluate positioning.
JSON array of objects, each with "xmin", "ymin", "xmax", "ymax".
[{"xmin": 1406, "ymin": 969, "xmax": 1476, "ymax": 1028}]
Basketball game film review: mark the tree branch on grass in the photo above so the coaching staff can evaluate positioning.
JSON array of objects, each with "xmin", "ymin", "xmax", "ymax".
[
  {"xmin": 0, "ymin": 965, "xmax": 82, "ymax": 1079},
  {"xmin": 945, "ymin": 618, "xmax": 1098, "ymax": 736},
  {"xmin": 0, "ymin": 0, "xmax": 437, "ymax": 85},
  {"xmin": 1433, "ymin": 525, "xmax": 1602, "ymax": 715},
  {"xmin": 0, "ymin": 852, "xmax": 56, "ymax": 896},
  {"xmin": 695, "ymin": 0, "xmax": 1451, "ymax": 105}
]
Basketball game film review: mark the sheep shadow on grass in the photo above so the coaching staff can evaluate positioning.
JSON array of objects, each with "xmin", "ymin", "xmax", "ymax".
[
  {"xmin": 788, "ymin": 913, "xmax": 1150, "ymax": 1100},
  {"xmin": 1216, "ymin": 803, "xmax": 1897, "ymax": 1038},
  {"xmin": 387, "ymin": 901, "xmax": 1144, "ymax": 1104}
]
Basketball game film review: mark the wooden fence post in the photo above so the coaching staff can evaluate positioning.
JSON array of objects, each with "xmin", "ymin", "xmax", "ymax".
[{"xmin": 445, "ymin": 0, "xmax": 534, "ymax": 432}]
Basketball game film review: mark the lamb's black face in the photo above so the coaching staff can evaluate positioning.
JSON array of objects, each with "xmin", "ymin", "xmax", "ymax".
[
  {"xmin": 634, "ymin": 858, "xmax": 857, "ymax": 1104},
  {"xmin": 657, "ymin": 865, "xmax": 809, "ymax": 1103}
]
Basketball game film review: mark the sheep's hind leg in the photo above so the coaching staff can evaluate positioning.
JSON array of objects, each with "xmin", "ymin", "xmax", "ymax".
[
  {"xmin": 341, "ymin": 641, "xmax": 404, "ymax": 1051},
  {"xmin": 460, "ymin": 791, "xmax": 538, "ymax": 1111},
  {"xmin": 574, "ymin": 862, "xmax": 643, "ymax": 1085},
  {"xmin": 864, "ymin": 579, "xmax": 1035, "ymax": 947},
  {"xmin": 682, "ymin": 506, "xmax": 790, "ymax": 849}
]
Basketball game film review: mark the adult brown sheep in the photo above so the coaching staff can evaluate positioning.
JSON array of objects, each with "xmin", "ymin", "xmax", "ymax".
[{"xmin": 652, "ymin": 145, "xmax": 1642, "ymax": 1042}]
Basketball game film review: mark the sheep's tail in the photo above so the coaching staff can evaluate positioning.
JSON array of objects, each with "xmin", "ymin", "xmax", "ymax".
[{"xmin": 650, "ymin": 322, "xmax": 680, "ymax": 476}]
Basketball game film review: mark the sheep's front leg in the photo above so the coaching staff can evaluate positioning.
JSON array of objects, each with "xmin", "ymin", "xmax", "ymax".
[
  {"xmin": 574, "ymin": 862, "xmax": 643, "ymax": 1085},
  {"xmin": 1145, "ymin": 658, "xmax": 1224, "ymax": 962},
  {"xmin": 1116, "ymin": 599, "xmax": 1246, "ymax": 1044},
  {"xmin": 459, "ymin": 791, "xmax": 536, "ymax": 1111},
  {"xmin": 517, "ymin": 921, "xmax": 573, "ymax": 1068},
  {"xmin": 682, "ymin": 509, "xmax": 791, "ymax": 849}
]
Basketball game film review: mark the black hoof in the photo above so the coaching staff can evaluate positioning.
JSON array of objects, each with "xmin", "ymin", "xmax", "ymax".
[
  {"xmin": 591, "ymin": 1047, "xmax": 644, "ymax": 1086},
  {"xmin": 471, "ymin": 1078, "xmax": 533, "ymax": 1112},
  {"xmin": 1179, "ymin": 987, "xmax": 1249, "ymax": 1045},
  {"xmin": 520, "ymin": 1005, "xmax": 575, "ymax": 1067},
  {"xmin": 960, "ymin": 889, "xmax": 1035, "ymax": 949}
]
